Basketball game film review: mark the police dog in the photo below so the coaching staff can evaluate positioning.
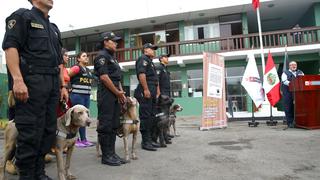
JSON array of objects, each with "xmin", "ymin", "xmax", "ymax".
[
  {"xmin": 153, "ymin": 95, "xmax": 174, "ymax": 147},
  {"xmin": 0, "ymin": 105, "xmax": 91, "ymax": 180},
  {"xmin": 96, "ymin": 97, "xmax": 140, "ymax": 162},
  {"xmin": 169, "ymin": 104, "xmax": 183, "ymax": 137}
]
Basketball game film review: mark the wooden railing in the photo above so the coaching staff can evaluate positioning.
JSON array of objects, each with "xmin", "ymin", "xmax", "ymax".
[{"xmin": 67, "ymin": 26, "xmax": 320, "ymax": 67}]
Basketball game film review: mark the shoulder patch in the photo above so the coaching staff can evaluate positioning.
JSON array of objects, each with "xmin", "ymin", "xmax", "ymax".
[
  {"xmin": 8, "ymin": 19, "xmax": 16, "ymax": 29},
  {"xmin": 98, "ymin": 58, "xmax": 106, "ymax": 65},
  {"xmin": 143, "ymin": 60, "xmax": 148, "ymax": 66}
]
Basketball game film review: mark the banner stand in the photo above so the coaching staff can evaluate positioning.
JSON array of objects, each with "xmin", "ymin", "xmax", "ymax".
[{"xmin": 248, "ymin": 100, "xmax": 259, "ymax": 127}]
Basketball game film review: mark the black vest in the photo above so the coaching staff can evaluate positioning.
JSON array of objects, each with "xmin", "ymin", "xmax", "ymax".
[
  {"xmin": 282, "ymin": 69, "xmax": 304, "ymax": 94},
  {"xmin": 157, "ymin": 63, "xmax": 171, "ymax": 94},
  {"xmin": 71, "ymin": 65, "xmax": 93, "ymax": 95}
]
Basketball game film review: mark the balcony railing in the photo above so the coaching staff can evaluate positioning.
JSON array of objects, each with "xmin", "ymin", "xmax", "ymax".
[{"xmin": 67, "ymin": 26, "xmax": 320, "ymax": 67}]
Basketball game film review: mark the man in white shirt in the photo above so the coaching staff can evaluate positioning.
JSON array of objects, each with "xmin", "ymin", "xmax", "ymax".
[{"xmin": 281, "ymin": 61, "xmax": 304, "ymax": 129}]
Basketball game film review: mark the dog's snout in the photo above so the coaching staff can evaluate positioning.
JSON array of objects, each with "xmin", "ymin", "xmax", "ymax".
[{"xmin": 86, "ymin": 119, "xmax": 92, "ymax": 127}]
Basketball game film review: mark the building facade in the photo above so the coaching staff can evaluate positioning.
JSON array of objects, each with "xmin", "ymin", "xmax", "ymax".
[{"xmin": 1, "ymin": 0, "xmax": 320, "ymax": 119}]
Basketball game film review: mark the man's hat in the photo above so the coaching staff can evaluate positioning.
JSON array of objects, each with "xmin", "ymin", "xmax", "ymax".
[
  {"xmin": 101, "ymin": 32, "xmax": 121, "ymax": 41},
  {"xmin": 142, "ymin": 43, "xmax": 158, "ymax": 50},
  {"xmin": 159, "ymin": 53, "xmax": 171, "ymax": 61}
]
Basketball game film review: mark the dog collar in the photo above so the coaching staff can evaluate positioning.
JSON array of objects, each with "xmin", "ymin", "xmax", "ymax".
[
  {"xmin": 155, "ymin": 112, "xmax": 165, "ymax": 117},
  {"xmin": 121, "ymin": 119, "xmax": 139, "ymax": 124},
  {"xmin": 56, "ymin": 130, "xmax": 77, "ymax": 139}
]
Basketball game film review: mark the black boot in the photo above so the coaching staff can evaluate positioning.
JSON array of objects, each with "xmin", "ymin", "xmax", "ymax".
[
  {"xmin": 34, "ymin": 156, "xmax": 53, "ymax": 180},
  {"xmin": 111, "ymin": 133, "xmax": 128, "ymax": 164},
  {"xmin": 141, "ymin": 131, "xmax": 157, "ymax": 151},
  {"xmin": 99, "ymin": 134, "xmax": 121, "ymax": 166}
]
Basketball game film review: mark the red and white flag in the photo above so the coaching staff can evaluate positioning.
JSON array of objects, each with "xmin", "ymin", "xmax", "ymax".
[
  {"xmin": 241, "ymin": 53, "xmax": 265, "ymax": 107},
  {"xmin": 263, "ymin": 51, "xmax": 281, "ymax": 106},
  {"xmin": 252, "ymin": 0, "xmax": 260, "ymax": 10}
]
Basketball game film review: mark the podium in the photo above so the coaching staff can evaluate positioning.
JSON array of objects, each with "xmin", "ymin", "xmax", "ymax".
[{"xmin": 289, "ymin": 75, "xmax": 320, "ymax": 129}]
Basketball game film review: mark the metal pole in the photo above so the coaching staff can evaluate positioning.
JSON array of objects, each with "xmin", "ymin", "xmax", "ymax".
[{"xmin": 257, "ymin": 7, "xmax": 265, "ymax": 74}]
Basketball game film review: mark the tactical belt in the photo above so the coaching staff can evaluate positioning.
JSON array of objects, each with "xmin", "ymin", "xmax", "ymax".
[
  {"xmin": 147, "ymin": 81, "xmax": 158, "ymax": 85},
  {"xmin": 27, "ymin": 65, "xmax": 60, "ymax": 75}
]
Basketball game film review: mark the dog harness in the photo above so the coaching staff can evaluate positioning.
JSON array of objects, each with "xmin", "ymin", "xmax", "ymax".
[
  {"xmin": 56, "ymin": 130, "xmax": 77, "ymax": 139},
  {"xmin": 120, "ymin": 119, "xmax": 139, "ymax": 124}
]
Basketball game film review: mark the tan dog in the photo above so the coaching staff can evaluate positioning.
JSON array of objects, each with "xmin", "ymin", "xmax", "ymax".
[
  {"xmin": 0, "ymin": 105, "xmax": 91, "ymax": 180},
  {"xmin": 96, "ymin": 97, "xmax": 140, "ymax": 162}
]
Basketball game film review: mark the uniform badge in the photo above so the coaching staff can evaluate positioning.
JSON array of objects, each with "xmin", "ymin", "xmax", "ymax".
[
  {"xmin": 157, "ymin": 70, "xmax": 160, "ymax": 75},
  {"xmin": 8, "ymin": 19, "xmax": 16, "ymax": 29},
  {"xmin": 98, "ymin": 58, "xmax": 106, "ymax": 65},
  {"xmin": 143, "ymin": 60, "xmax": 148, "ymax": 66},
  {"xmin": 110, "ymin": 59, "xmax": 115, "ymax": 63},
  {"xmin": 30, "ymin": 22, "xmax": 44, "ymax": 29}
]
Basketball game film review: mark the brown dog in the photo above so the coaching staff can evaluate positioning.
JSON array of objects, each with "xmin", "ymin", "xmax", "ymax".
[
  {"xmin": 169, "ymin": 104, "xmax": 183, "ymax": 137},
  {"xmin": 0, "ymin": 105, "xmax": 91, "ymax": 180},
  {"xmin": 96, "ymin": 97, "xmax": 139, "ymax": 162}
]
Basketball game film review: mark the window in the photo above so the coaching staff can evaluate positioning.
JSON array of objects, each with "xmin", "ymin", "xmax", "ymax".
[
  {"xmin": 225, "ymin": 67, "xmax": 246, "ymax": 111},
  {"xmin": 170, "ymin": 71, "xmax": 182, "ymax": 98},
  {"xmin": 130, "ymin": 75, "xmax": 139, "ymax": 97},
  {"xmin": 187, "ymin": 69, "xmax": 203, "ymax": 97}
]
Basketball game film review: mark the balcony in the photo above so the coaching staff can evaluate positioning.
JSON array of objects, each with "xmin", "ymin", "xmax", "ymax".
[{"xmin": 67, "ymin": 26, "xmax": 320, "ymax": 67}]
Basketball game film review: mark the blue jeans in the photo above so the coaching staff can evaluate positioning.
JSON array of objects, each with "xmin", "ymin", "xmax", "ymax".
[{"xmin": 70, "ymin": 93, "xmax": 90, "ymax": 141}]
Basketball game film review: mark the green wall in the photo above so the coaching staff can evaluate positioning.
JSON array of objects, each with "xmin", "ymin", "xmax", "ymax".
[
  {"xmin": 0, "ymin": 73, "xmax": 8, "ymax": 119},
  {"xmin": 299, "ymin": 5, "xmax": 315, "ymax": 27}
]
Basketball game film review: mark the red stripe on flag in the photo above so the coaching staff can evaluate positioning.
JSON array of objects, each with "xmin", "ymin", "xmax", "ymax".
[
  {"xmin": 266, "ymin": 83, "xmax": 281, "ymax": 106},
  {"xmin": 252, "ymin": 0, "xmax": 260, "ymax": 10},
  {"xmin": 265, "ymin": 52, "xmax": 275, "ymax": 74}
]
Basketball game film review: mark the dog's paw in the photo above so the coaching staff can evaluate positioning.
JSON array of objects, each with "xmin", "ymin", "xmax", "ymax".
[
  {"xmin": 131, "ymin": 156, "xmax": 138, "ymax": 160},
  {"xmin": 67, "ymin": 174, "xmax": 77, "ymax": 180},
  {"xmin": 5, "ymin": 161, "xmax": 17, "ymax": 175}
]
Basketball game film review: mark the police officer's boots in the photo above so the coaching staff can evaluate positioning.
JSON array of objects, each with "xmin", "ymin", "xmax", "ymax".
[
  {"xmin": 34, "ymin": 156, "xmax": 53, "ymax": 180},
  {"xmin": 141, "ymin": 131, "xmax": 157, "ymax": 151},
  {"xmin": 99, "ymin": 134, "xmax": 121, "ymax": 166},
  {"xmin": 111, "ymin": 133, "xmax": 128, "ymax": 164}
]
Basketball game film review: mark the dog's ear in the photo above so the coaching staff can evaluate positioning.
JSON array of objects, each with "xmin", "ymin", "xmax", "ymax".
[{"xmin": 65, "ymin": 106, "xmax": 75, "ymax": 126}]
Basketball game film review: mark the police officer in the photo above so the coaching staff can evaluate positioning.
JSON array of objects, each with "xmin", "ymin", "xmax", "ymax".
[
  {"xmin": 281, "ymin": 61, "xmax": 304, "ymax": 129},
  {"xmin": 2, "ymin": 0, "xmax": 68, "ymax": 179},
  {"xmin": 94, "ymin": 32, "xmax": 127, "ymax": 166},
  {"xmin": 155, "ymin": 53, "xmax": 174, "ymax": 142},
  {"xmin": 157, "ymin": 53, "xmax": 171, "ymax": 96},
  {"xmin": 134, "ymin": 43, "xmax": 161, "ymax": 151}
]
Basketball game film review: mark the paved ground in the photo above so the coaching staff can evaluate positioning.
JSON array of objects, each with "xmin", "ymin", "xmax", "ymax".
[{"xmin": 1, "ymin": 117, "xmax": 320, "ymax": 180}]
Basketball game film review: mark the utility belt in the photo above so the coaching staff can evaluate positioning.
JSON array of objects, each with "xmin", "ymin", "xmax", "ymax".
[
  {"xmin": 26, "ymin": 65, "xmax": 60, "ymax": 75},
  {"xmin": 147, "ymin": 80, "xmax": 158, "ymax": 86}
]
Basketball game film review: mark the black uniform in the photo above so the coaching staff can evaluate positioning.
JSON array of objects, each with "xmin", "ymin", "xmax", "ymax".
[
  {"xmin": 156, "ymin": 63, "xmax": 171, "ymax": 97},
  {"xmin": 94, "ymin": 48, "xmax": 123, "ymax": 165},
  {"xmin": 2, "ymin": 7, "xmax": 62, "ymax": 179},
  {"xmin": 281, "ymin": 69, "xmax": 304, "ymax": 127},
  {"xmin": 134, "ymin": 54, "xmax": 158, "ymax": 148}
]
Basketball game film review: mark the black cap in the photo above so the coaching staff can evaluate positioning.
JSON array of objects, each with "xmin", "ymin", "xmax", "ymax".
[
  {"xmin": 101, "ymin": 32, "xmax": 121, "ymax": 42},
  {"xmin": 143, "ymin": 43, "xmax": 158, "ymax": 50},
  {"xmin": 159, "ymin": 53, "xmax": 171, "ymax": 60}
]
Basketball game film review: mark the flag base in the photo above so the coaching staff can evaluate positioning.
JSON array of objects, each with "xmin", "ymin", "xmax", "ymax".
[
  {"xmin": 266, "ymin": 120, "xmax": 278, "ymax": 126},
  {"xmin": 248, "ymin": 121, "xmax": 259, "ymax": 127}
]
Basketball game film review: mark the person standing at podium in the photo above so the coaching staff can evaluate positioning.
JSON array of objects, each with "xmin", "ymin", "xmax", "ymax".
[{"xmin": 281, "ymin": 61, "xmax": 304, "ymax": 128}]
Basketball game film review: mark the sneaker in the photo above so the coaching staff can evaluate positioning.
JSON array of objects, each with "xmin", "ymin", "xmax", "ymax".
[
  {"xmin": 75, "ymin": 140, "xmax": 86, "ymax": 148},
  {"xmin": 82, "ymin": 140, "xmax": 94, "ymax": 147}
]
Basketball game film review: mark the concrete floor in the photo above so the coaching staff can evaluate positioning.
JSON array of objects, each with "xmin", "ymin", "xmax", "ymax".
[{"xmin": 1, "ymin": 117, "xmax": 320, "ymax": 180}]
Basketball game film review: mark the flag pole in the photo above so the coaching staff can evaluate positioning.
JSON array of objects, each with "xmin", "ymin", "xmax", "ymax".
[{"xmin": 256, "ymin": 7, "xmax": 265, "ymax": 74}]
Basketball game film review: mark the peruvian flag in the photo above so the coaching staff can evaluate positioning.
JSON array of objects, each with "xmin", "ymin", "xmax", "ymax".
[
  {"xmin": 252, "ymin": 0, "xmax": 260, "ymax": 10},
  {"xmin": 263, "ymin": 51, "xmax": 281, "ymax": 106}
]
